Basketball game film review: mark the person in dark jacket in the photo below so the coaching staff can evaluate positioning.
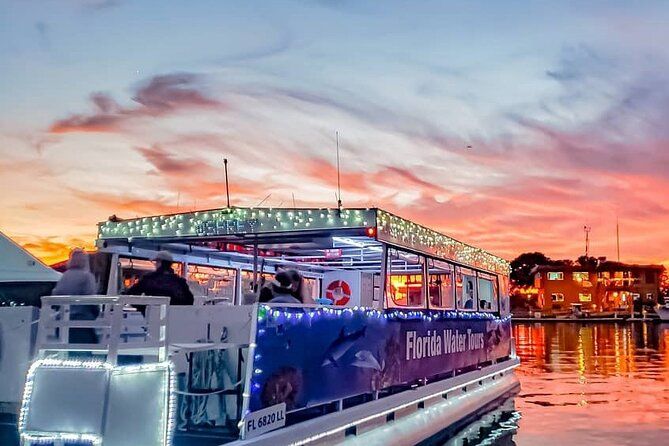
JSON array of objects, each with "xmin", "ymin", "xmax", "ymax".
[
  {"xmin": 268, "ymin": 271, "xmax": 302, "ymax": 304},
  {"xmin": 125, "ymin": 251, "xmax": 194, "ymax": 306}
]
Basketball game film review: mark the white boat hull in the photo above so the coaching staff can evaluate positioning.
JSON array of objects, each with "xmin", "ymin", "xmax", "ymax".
[{"xmin": 230, "ymin": 358, "xmax": 520, "ymax": 446}]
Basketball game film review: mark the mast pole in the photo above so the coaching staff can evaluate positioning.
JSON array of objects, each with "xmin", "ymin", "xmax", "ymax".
[
  {"xmin": 616, "ymin": 218, "xmax": 620, "ymax": 262},
  {"xmin": 224, "ymin": 158, "xmax": 231, "ymax": 208},
  {"xmin": 336, "ymin": 131, "xmax": 342, "ymax": 210}
]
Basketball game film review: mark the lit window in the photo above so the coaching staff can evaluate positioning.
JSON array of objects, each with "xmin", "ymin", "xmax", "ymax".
[
  {"xmin": 385, "ymin": 248, "xmax": 425, "ymax": 308},
  {"xmin": 427, "ymin": 259, "xmax": 455, "ymax": 309},
  {"xmin": 572, "ymin": 272, "xmax": 589, "ymax": 282},
  {"xmin": 551, "ymin": 293, "xmax": 564, "ymax": 302},
  {"xmin": 547, "ymin": 272, "xmax": 563, "ymax": 280},
  {"xmin": 477, "ymin": 273, "xmax": 498, "ymax": 311},
  {"xmin": 455, "ymin": 266, "xmax": 477, "ymax": 310},
  {"xmin": 579, "ymin": 293, "xmax": 592, "ymax": 302}
]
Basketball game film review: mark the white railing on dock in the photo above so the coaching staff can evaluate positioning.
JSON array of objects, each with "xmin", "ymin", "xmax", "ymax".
[{"xmin": 37, "ymin": 295, "xmax": 170, "ymax": 364}]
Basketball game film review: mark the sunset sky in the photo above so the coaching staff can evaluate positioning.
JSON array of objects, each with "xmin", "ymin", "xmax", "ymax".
[{"xmin": 1, "ymin": 1, "xmax": 669, "ymax": 265}]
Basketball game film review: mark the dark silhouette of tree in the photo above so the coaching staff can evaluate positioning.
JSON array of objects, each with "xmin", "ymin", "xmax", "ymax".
[
  {"xmin": 510, "ymin": 252, "xmax": 551, "ymax": 286},
  {"xmin": 576, "ymin": 255, "xmax": 599, "ymax": 268}
]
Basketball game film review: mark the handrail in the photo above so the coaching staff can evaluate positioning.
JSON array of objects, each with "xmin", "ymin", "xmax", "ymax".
[
  {"xmin": 45, "ymin": 294, "xmax": 170, "ymax": 305},
  {"xmin": 37, "ymin": 295, "xmax": 170, "ymax": 364}
]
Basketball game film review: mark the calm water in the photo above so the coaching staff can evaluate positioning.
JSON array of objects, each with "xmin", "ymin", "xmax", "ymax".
[{"xmin": 446, "ymin": 322, "xmax": 669, "ymax": 446}]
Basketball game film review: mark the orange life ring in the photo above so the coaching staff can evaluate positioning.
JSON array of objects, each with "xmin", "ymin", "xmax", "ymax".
[{"xmin": 325, "ymin": 280, "xmax": 351, "ymax": 306}]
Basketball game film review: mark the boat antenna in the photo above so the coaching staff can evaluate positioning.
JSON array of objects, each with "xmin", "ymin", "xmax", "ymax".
[
  {"xmin": 584, "ymin": 225, "xmax": 591, "ymax": 257},
  {"xmin": 336, "ymin": 131, "xmax": 342, "ymax": 210},
  {"xmin": 292, "ymin": 192, "xmax": 296, "ymax": 209},
  {"xmin": 223, "ymin": 157, "xmax": 231, "ymax": 208},
  {"xmin": 256, "ymin": 193, "xmax": 271, "ymax": 207}
]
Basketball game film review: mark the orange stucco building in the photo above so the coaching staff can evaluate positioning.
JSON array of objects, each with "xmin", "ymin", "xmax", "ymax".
[{"xmin": 533, "ymin": 262, "xmax": 663, "ymax": 312}]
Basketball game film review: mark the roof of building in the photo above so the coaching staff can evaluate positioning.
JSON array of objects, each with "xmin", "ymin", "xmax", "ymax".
[
  {"xmin": 533, "ymin": 261, "xmax": 664, "ymax": 273},
  {"xmin": 97, "ymin": 206, "xmax": 510, "ymax": 275},
  {"xmin": 0, "ymin": 231, "xmax": 61, "ymax": 282}
]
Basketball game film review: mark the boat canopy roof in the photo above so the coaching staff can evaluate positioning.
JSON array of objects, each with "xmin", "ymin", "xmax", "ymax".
[
  {"xmin": 0, "ymin": 231, "xmax": 61, "ymax": 283},
  {"xmin": 97, "ymin": 207, "xmax": 509, "ymax": 275}
]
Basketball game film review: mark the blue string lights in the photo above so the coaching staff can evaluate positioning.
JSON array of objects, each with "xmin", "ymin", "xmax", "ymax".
[{"xmin": 257, "ymin": 304, "xmax": 510, "ymax": 325}]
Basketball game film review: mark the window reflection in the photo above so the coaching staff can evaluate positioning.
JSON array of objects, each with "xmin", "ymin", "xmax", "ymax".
[
  {"xmin": 427, "ymin": 258, "xmax": 454, "ymax": 309},
  {"xmin": 477, "ymin": 272, "xmax": 498, "ymax": 311},
  {"xmin": 456, "ymin": 266, "xmax": 477, "ymax": 310},
  {"xmin": 186, "ymin": 265, "xmax": 236, "ymax": 304},
  {"xmin": 385, "ymin": 248, "xmax": 424, "ymax": 308}
]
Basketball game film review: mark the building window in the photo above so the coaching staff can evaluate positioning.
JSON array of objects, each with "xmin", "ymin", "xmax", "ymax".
[
  {"xmin": 551, "ymin": 293, "xmax": 564, "ymax": 302},
  {"xmin": 645, "ymin": 271, "xmax": 656, "ymax": 284},
  {"xmin": 579, "ymin": 293, "xmax": 592, "ymax": 302},
  {"xmin": 547, "ymin": 272, "xmax": 564, "ymax": 281},
  {"xmin": 572, "ymin": 272, "xmax": 589, "ymax": 282}
]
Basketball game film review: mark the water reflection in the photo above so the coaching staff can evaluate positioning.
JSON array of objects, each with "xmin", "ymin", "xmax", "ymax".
[
  {"xmin": 433, "ymin": 323, "xmax": 669, "ymax": 446},
  {"xmin": 513, "ymin": 322, "xmax": 669, "ymax": 445}
]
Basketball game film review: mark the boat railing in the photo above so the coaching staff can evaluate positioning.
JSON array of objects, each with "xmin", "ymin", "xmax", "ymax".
[{"xmin": 37, "ymin": 295, "xmax": 170, "ymax": 364}]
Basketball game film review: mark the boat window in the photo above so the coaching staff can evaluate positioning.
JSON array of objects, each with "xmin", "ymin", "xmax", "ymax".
[
  {"xmin": 241, "ymin": 270, "xmax": 274, "ymax": 294},
  {"xmin": 427, "ymin": 259, "xmax": 455, "ymax": 309},
  {"xmin": 455, "ymin": 266, "xmax": 477, "ymax": 311},
  {"xmin": 187, "ymin": 265, "xmax": 237, "ymax": 304},
  {"xmin": 385, "ymin": 248, "xmax": 425, "ymax": 308},
  {"xmin": 120, "ymin": 258, "xmax": 183, "ymax": 291},
  {"xmin": 477, "ymin": 272, "xmax": 498, "ymax": 311}
]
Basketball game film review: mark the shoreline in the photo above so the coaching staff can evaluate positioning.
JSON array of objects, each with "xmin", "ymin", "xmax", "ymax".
[{"xmin": 512, "ymin": 316, "xmax": 666, "ymax": 323}]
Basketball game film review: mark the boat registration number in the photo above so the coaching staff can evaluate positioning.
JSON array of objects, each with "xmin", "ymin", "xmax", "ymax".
[{"xmin": 243, "ymin": 403, "xmax": 286, "ymax": 439}]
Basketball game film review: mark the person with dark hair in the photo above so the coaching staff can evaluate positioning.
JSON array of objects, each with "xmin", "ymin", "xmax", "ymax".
[
  {"xmin": 268, "ymin": 271, "xmax": 302, "ymax": 304},
  {"xmin": 125, "ymin": 251, "xmax": 194, "ymax": 306}
]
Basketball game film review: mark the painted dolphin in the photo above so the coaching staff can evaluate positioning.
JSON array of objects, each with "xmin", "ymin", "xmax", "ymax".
[
  {"xmin": 322, "ymin": 326, "xmax": 367, "ymax": 367},
  {"xmin": 350, "ymin": 350, "xmax": 382, "ymax": 371}
]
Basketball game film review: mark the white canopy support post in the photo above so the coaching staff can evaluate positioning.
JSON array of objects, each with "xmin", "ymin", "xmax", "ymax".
[
  {"xmin": 380, "ymin": 244, "xmax": 388, "ymax": 310},
  {"xmin": 252, "ymin": 240, "xmax": 259, "ymax": 293}
]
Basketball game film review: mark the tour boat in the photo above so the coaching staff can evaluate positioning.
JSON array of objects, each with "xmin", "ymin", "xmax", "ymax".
[{"xmin": 8, "ymin": 207, "xmax": 519, "ymax": 445}]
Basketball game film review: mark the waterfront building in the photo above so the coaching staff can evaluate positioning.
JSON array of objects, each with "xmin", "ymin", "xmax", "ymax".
[{"xmin": 533, "ymin": 261, "xmax": 663, "ymax": 312}]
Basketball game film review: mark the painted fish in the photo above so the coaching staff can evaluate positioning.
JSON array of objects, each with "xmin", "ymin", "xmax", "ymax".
[
  {"xmin": 350, "ymin": 350, "xmax": 382, "ymax": 371},
  {"xmin": 322, "ymin": 326, "xmax": 367, "ymax": 367}
]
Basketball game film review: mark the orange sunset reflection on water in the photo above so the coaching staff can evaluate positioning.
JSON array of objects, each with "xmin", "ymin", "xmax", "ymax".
[{"xmin": 511, "ymin": 322, "xmax": 669, "ymax": 446}]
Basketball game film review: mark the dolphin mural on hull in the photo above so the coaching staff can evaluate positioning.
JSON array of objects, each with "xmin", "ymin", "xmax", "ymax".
[{"xmin": 322, "ymin": 326, "xmax": 367, "ymax": 367}]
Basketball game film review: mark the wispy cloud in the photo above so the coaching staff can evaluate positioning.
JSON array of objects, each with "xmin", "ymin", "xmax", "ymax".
[{"xmin": 49, "ymin": 73, "xmax": 223, "ymax": 133}]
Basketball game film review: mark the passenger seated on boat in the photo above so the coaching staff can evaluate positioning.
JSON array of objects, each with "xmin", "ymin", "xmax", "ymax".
[
  {"xmin": 124, "ymin": 251, "xmax": 194, "ymax": 309},
  {"xmin": 285, "ymin": 268, "xmax": 314, "ymax": 304},
  {"xmin": 268, "ymin": 271, "xmax": 302, "ymax": 304}
]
